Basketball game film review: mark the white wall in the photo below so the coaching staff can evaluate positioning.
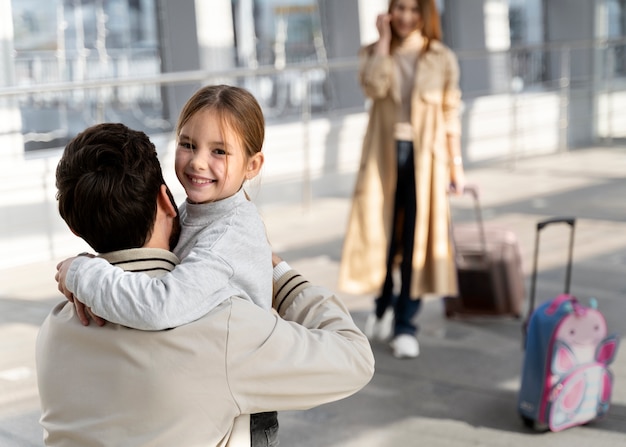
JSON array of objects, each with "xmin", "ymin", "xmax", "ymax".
[{"xmin": 358, "ymin": 0, "xmax": 387, "ymax": 46}]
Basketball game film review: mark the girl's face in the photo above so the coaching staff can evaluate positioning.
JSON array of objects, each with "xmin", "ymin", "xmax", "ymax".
[
  {"xmin": 175, "ymin": 109, "xmax": 263, "ymax": 204},
  {"xmin": 390, "ymin": 0, "xmax": 420, "ymax": 39}
]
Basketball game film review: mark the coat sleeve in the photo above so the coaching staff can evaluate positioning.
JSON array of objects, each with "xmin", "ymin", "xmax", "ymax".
[
  {"xmin": 358, "ymin": 45, "xmax": 394, "ymax": 100},
  {"xmin": 226, "ymin": 269, "xmax": 375, "ymax": 413},
  {"xmin": 441, "ymin": 48, "xmax": 462, "ymax": 136}
]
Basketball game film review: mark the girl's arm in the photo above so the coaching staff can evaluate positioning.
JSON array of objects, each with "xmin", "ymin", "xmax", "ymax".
[{"xmin": 59, "ymin": 239, "xmax": 234, "ymax": 330}]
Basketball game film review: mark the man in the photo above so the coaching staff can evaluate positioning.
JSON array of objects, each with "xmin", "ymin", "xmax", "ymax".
[{"xmin": 36, "ymin": 123, "xmax": 374, "ymax": 447}]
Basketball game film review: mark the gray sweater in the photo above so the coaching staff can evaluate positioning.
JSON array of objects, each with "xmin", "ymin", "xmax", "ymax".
[{"xmin": 66, "ymin": 189, "xmax": 273, "ymax": 330}]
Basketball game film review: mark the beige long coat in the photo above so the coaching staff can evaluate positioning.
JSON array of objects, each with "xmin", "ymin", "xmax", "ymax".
[{"xmin": 338, "ymin": 39, "xmax": 461, "ymax": 299}]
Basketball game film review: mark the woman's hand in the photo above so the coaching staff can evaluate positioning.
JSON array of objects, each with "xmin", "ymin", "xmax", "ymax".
[
  {"xmin": 376, "ymin": 13, "xmax": 392, "ymax": 41},
  {"xmin": 449, "ymin": 163, "xmax": 465, "ymax": 195},
  {"xmin": 374, "ymin": 13, "xmax": 392, "ymax": 56},
  {"xmin": 447, "ymin": 134, "xmax": 464, "ymax": 195}
]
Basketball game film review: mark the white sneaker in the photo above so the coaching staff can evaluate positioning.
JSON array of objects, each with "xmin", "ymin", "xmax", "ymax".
[
  {"xmin": 363, "ymin": 309, "xmax": 394, "ymax": 342},
  {"xmin": 390, "ymin": 334, "xmax": 420, "ymax": 359}
]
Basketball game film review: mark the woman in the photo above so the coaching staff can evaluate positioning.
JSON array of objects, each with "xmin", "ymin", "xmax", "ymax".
[{"xmin": 339, "ymin": 0, "xmax": 464, "ymax": 358}]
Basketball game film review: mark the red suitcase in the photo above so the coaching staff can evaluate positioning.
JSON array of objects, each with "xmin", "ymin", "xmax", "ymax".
[{"xmin": 444, "ymin": 185, "xmax": 525, "ymax": 318}]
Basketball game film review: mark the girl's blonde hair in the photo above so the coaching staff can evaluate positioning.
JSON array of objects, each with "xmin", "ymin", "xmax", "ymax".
[
  {"xmin": 388, "ymin": 0, "xmax": 442, "ymax": 51},
  {"xmin": 176, "ymin": 84, "xmax": 265, "ymax": 160}
]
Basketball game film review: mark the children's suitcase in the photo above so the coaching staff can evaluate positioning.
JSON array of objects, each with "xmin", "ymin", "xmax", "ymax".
[
  {"xmin": 517, "ymin": 217, "xmax": 619, "ymax": 432},
  {"xmin": 444, "ymin": 185, "xmax": 525, "ymax": 318}
]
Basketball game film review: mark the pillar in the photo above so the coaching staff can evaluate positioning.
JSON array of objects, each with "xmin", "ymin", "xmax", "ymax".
[
  {"xmin": 544, "ymin": 0, "xmax": 596, "ymax": 147},
  {"xmin": 155, "ymin": 0, "xmax": 201, "ymax": 123},
  {"xmin": 443, "ymin": 0, "xmax": 511, "ymax": 94},
  {"xmin": 318, "ymin": 0, "xmax": 364, "ymax": 109}
]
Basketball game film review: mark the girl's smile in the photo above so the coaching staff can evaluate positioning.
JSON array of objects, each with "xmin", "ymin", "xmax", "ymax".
[{"xmin": 187, "ymin": 175, "xmax": 216, "ymax": 185}]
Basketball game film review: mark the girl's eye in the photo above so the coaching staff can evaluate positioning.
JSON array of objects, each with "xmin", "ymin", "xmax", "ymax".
[
  {"xmin": 213, "ymin": 148, "xmax": 227, "ymax": 155},
  {"xmin": 178, "ymin": 141, "xmax": 193, "ymax": 150}
]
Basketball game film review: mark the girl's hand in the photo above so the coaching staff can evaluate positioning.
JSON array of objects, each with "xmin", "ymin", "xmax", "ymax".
[
  {"xmin": 271, "ymin": 253, "xmax": 283, "ymax": 268},
  {"xmin": 73, "ymin": 299, "xmax": 106, "ymax": 327},
  {"xmin": 55, "ymin": 256, "xmax": 81, "ymax": 302},
  {"xmin": 55, "ymin": 255, "xmax": 106, "ymax": 327}
]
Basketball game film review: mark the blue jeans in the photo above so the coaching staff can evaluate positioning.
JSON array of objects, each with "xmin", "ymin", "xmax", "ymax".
[
  {"xmin": 250, "ymin": 411, "xmax": 279, "ymax": 446},
  {"xmin": 375, "ymin": 140, "xmax": 422, "ymax": 337}
]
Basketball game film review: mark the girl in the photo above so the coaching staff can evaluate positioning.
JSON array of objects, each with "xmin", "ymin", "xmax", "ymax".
[
  {"xmin": 62, "ymin": 84, "xmax": 271, "ymax": 326},
  {"xmin": 339, "ymin": 0, "xmax": 465, "ymax": 359},
  {"xmin": 57, "ymin": 84, "xmax": 278, "ymax": 445}
]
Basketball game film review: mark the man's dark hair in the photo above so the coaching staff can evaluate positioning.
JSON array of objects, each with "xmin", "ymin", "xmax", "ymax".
[{"xmin": 56, "ymin": 123, "xmax": 176, "ymax": 253}]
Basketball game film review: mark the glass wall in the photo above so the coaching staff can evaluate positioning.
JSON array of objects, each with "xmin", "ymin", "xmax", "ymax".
[
  {"xmin": 234, "ymin": 0, "xmax": 328, "ymax": 115},
  {"xmin": 507, "ymin": 0, "xmax": 544, "ymax": 88},
  {"xmin": 11, "ymin": 0, "xmax": 332, "ymax": 150},
  {"xmin": 607, "ymin": 0, "xmax": 626, "ymax": 75},
  {"xmin": 246, "ymin": 0, "xmax": 323, "ymax": 67},
  {"xmin": 11, "ymin": 0, "xmax": 162, "ymax": 150},
  {"xmin": 12, "ymin": 0, "xmax": 160, "ymax": 83},
  {"xmin": 10, "ymin": 0, "xmax": 626, "ymax": 152}
]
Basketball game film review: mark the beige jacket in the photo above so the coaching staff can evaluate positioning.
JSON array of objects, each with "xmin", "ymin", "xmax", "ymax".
[
  {"xmin": 338, "ymin": 39, "xmax": 462, "ymax": 298},
  {"xmin": 36, "ymin": 248, "xmax": 374, "ymax": 446}
]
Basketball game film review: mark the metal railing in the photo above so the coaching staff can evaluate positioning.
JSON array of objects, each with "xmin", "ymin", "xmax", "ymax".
[{"xmin": 3, "ymin": 37, "xmax": 626, "ymax": 156}]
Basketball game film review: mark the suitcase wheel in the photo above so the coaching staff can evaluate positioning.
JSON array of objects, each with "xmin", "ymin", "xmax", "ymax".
[
  {"xmin": 520, "ymin": 415, "xmax": 534, "ymax": 429},
  {"xmin": 442, "ymin": 296, "xmax": 457, "ymax": 319},
  {"xmin": 520, "ymin": 415, "xmax": 549, "ymax": 432}
]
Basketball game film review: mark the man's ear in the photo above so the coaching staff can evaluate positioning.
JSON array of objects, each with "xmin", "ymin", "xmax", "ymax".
[
  {"xmin": 245, "ymin": 152, "xmax": 264, "ymax": 180},
  {"xmin": 157, "ymin": 184, "xmax": 177, "ymax": 217}
]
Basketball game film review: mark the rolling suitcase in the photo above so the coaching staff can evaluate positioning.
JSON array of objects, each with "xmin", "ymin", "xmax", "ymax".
[
  {"xmin": 444, "ymin": 185, "xmax": 525, "ymax": 318},
  {"xmin": 517, "ymin": 217, "xmax": 619, "ymax": 432}
]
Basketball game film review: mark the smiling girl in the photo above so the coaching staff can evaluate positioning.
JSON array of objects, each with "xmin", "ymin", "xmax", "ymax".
[{"xmin": 56, "ymin": 85, "xmax": 278, "ymax": 445}]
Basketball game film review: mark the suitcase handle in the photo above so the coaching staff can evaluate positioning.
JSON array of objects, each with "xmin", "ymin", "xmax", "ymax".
[
  {"xmin": 450, "ymin": 184, "xmax": 488, "ymax": 255},
  {"xmin": 537, "ymin": 217, "xmax": 575, "ymax": 231},
  {"xmin": 530, "ymin": 217, "xmax": 576, "ymax": 301},
  {"xmin": 523, "ymin": 216, "xmax": 576, "ymax": 344},
  {"xmin": 462, "ymin": 183, "xmax": 479, "ymax": 201}
]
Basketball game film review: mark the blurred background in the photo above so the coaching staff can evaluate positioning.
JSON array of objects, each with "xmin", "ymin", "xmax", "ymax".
[
  {"xmin": 3, "ymin": 2, "xmax": 626, "ymax": 445},
  {"xmin": 1, "ymin": 0, "xmax": 625, "ymax": 266}
]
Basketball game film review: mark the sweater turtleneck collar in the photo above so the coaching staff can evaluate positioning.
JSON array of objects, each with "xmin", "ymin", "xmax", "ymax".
[{"xmin": 182, "ymin": 188, "xmax": 247, "ymax": 226}]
